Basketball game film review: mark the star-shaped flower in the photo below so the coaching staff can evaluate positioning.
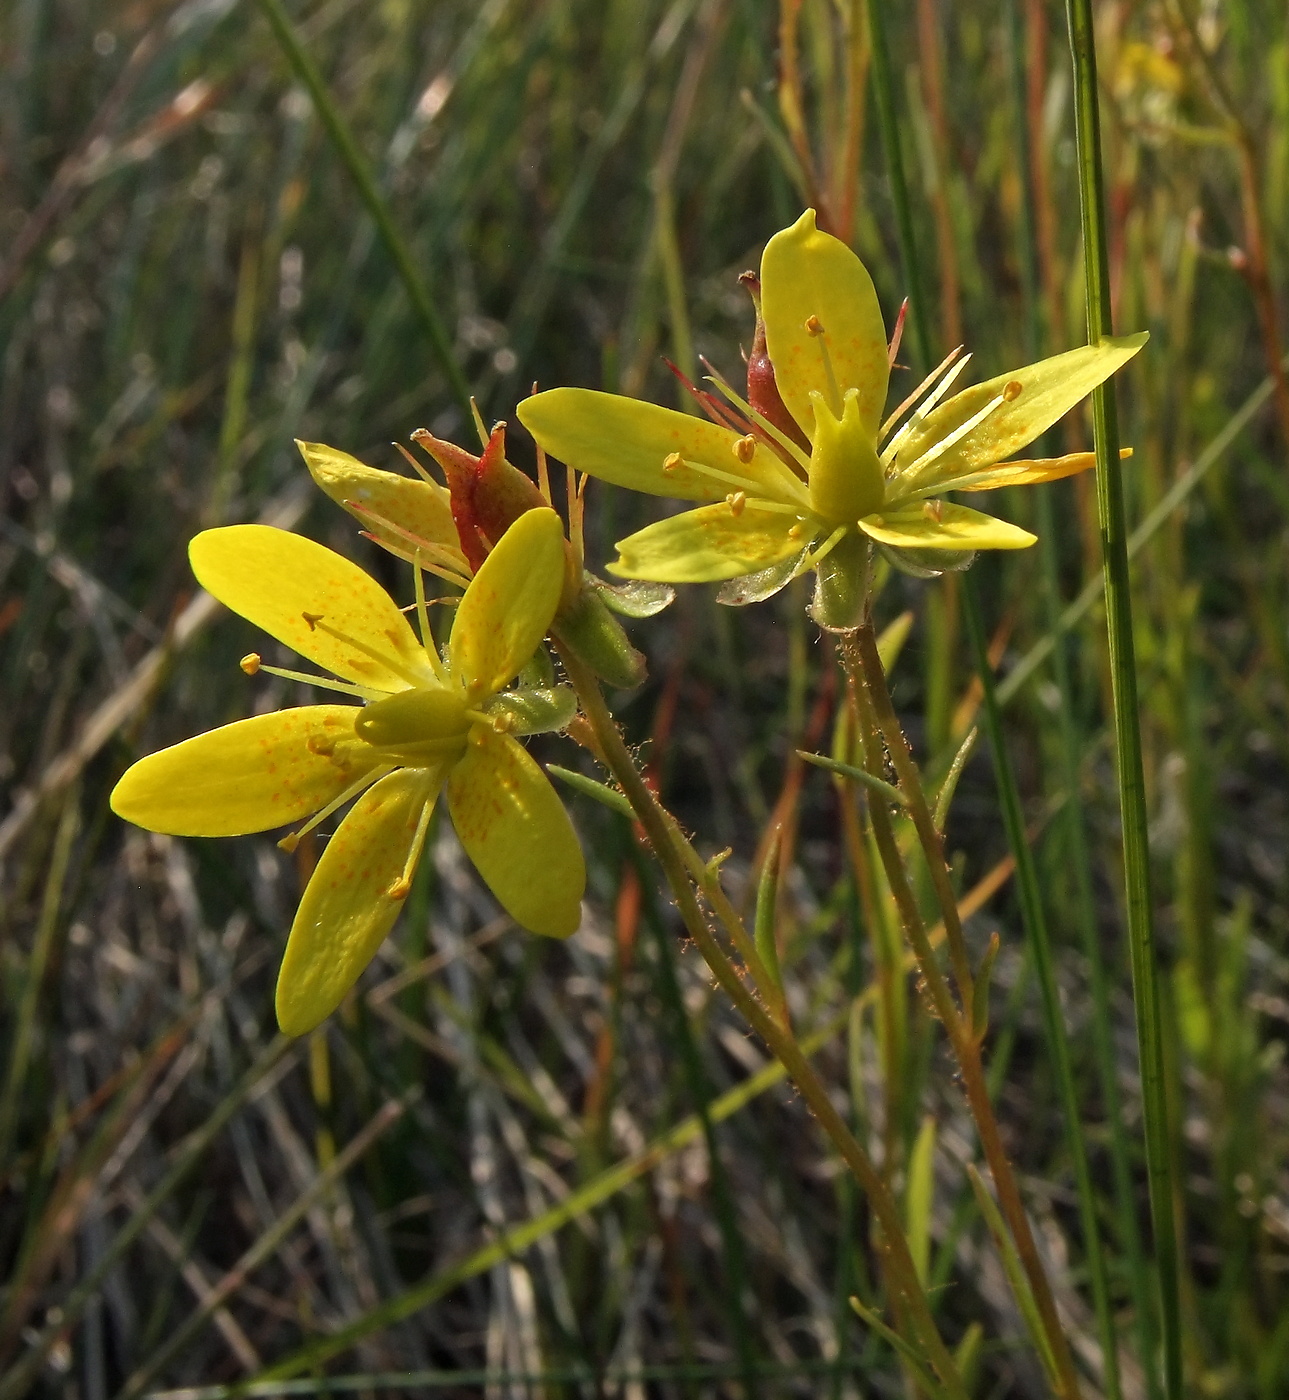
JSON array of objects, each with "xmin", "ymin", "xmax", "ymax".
[
  {"xmin": 517, "ymin": 209, "xmax": 1146, "ymax": 627},
  {"xmin": 111, "ymin": 508, "xmax": 585, "ymax": 1035}
]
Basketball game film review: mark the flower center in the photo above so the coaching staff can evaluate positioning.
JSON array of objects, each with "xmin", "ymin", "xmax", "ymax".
[
  {"xmin": 355, "ymin": 687, "xmax": 471, "ymax": 767},
  {"xmin": 806, "ymin": 388, "xmax": 885, "ymax": 526}
]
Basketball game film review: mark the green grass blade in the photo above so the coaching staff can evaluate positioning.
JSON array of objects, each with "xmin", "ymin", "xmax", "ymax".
[
  {"xmin": 251, "ymin": 0, "xmax": 472, "ymax": 418},
  {"xmin": 1063, "ymin": 5, "xmax": 1182, "ymax": 1396}
]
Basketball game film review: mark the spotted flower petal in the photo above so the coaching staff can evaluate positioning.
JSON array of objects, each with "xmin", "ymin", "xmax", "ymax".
[
  {"xmin": 450, "ymin": 506, "xmax": 567, "ymax": 699},
  {"xmin": 189, "ymin": 525, "xmax": 430, "ymax": 691},
  {"xmin": 610, "ymin": 503, "xmax": 808, "ymax": 583},
  {"xmin": 893, "ymin": 335, "xmax": 1147, "ymax": 486},
  {"xmin": 275, "ymin": 767, "xmax": 441, "ymax": 1036},
  {"xmin": 859, "ymin": 503, "xmax": 1036, "ymax": 551},
  {"xmin": 110, "ymin": 707, "xmax": 377, "ymax": 837},
  {"xmin": 446, "ymin": 726, "xmax": 585, "ymax": 938},
  {"xmin": 760, "ymin": 209, "xmax": 890, "ymax": 439},
  {"xmin": 517, "ymin": 390, "xmax": 797, "ymax": 503},
  {"xmin": 297, "ymin": 440, "xmax": 463, "ymax": 566}
]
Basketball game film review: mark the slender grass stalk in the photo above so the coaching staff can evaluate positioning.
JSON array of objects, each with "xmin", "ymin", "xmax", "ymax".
[
  {"xmin": 1063, "ymin": 5, "xmax": 1182, "ymax": 1397},
  {"xmin": 1004, "ymin": 4, "xmax": 1158, "ymax": 1387},
  {"xmin": 963, "ymin": 587, "xmax": 1122, "ymax": 1400},
  {"xmin": 252, "ymin": 0, "xmax": 472, "ymax": 418}
]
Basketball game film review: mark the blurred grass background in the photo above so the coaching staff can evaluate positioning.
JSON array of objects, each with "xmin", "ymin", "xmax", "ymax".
[{"xmin": 2, "ymin": 0, "xmax": 1289, "ymax": 1395}]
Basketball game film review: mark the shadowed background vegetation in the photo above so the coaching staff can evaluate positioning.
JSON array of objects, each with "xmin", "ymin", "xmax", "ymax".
[{"xmin": 2, "ymin": 0, "xmax": 1288, "ymax": 1395}]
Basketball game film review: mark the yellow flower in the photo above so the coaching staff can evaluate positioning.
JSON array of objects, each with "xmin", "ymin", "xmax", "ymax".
[
  {"xmin": 111, "ymin": 508, "xmax": 585, "ymax": 1036},
  {"xmin": 517, "ymin": 209, "xmax": 1146, "ymax": 626}
]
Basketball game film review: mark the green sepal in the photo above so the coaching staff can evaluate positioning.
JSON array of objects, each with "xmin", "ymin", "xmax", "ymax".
[
  {"xmin": 876, "ymin": 542, "xmax": 977, "ymax": 579},
  {"xmin": 588, "ymin": 573, "xmax": 675, "ymax": 619},
  {"xmin": 715, "ymin": 547, "xmax": 809, "ymax": 606},
  {"xmin": 553, "ymin": 579, "xmax": 647, "ymax": 690},
  {"xmin": 485, "ymin": 685, "xmax": 578, "ymax": 736},
  {"xmin": 809, "ymin": 531, "xmax": 869, "ymax": 633}
]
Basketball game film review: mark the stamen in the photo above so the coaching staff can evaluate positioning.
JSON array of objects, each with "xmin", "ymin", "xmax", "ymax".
[
  {"xmin": 880, "ymin": 351, "xmax": 974, "ymax": 466},
  {"xmin": 663, "ymin": 452, "xmax": 683, "ymax": 474},
  {"xmin": 469, "ymin": 396, "xmax": 489, "ymax": 450},
  {"xmin": 1003, "ymin": 380, "xmax": 1024, "ymax": 402},
  {"xmin": 301, "ymin": 614, "xmax": 434, "ymax": 690},
  {"xmin": 278, "ymin": 765, "xmax": 394, "ymax": 852},
  {"xmin": 733, "ymin": 435, "xmax": 757, "ymax": 464},
  {"xmin": 801, "ymin": 525, "xmax": 848, "ymax": 571},
  {"xmin": 395, "ymin": 440, "xmax": 437, "ymax": 485},
  {"xmin": 666, "ymin": 454, "xmax": 781, "ymax": 496},
  {"xmin": 726, "ymin": 491, "xmax": 747, "ymax": 516},
  {"xmin": 344, "ymin": 501, "xmax": 472, "ymax": 587},
  {"xmin": 894, "ymin": 389, "xmax": 1009, "ymax": 490},
  {"xmin": 879, "ymin": 345, "xmax": 965, "ymax": 440},
  {"xmin": 702, "ymin": 366, "xmax": 814, "ymax": 483},
  {"xmin": 888, "ymin": 298, "xmax": 908, "ymax": 368},
  {"xmin": 412, "ymin": 552, "xmax": 449, "ymax": 685},
  {"xmin": 805, "ymin": 315, "xmax": 843, "ymax": 416},
  {"xmin": 244, "ymin": 656, "xmax": 376, "ymax": 700},
  {"xmin": 386, "ymin": 788, "xmax": 435, "ymax": 899},
  {"xmin": 923, "ymin": 499, "xmax": 944, "ymax": 522}
]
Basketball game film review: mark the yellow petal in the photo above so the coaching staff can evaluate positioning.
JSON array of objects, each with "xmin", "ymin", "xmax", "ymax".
[
  {"xmin": 517, "ymin": 389, "xmax": 797, "ymax": 504},
  {"xmin": 930, "ymin": 448, "xmax": 1131, "ymax": 493},
  {"xmin": 189, "ymin": 525, "xmax": 431, "ymax": 691},
  {"xmin": 297, "ymin": 440, "xmax": 466, "ymax": 568},
  {"xmin": 275, "ymin": 767, "xmax": 440, "ymax": 1036},
  {"xmin": 859, "ymin": 503, "xmax": 1036, "ymax": 551},
  {"xmin": 450, "ymin": 507, "xmax": 566, "ymax": 700},
  {"xmin": 761, "ymin": 209, "xmax": 890, "ymax": 440},
  {"xmin": 894, "ymin": 334, "xmax": 1147, "ymax": 483},
  {"xmin": 610, "ymin": 503, "xmax": 807, "ymax": 583},
  {"xmin": 446, "ymin": 726, "xmax": 584, "ymax": 938},
  {"xmin": 110, "ymin": 706, "xmax": 376, "ymax": 836}
]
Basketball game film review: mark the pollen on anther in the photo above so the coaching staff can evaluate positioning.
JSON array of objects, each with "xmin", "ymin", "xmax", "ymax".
[
  {"xmin": 301, "ymin": 611, "xmax": 324, "ymax": 631},
  {"xmin": 805, "ymin": 315, "xmax": 825, "ymax": 337},
  {"xmin": 1003, "ymin": 380, "xmax": 1024, "ymax": 402},
  {"xmin": 923, "ymin": 500, "xmax": 944, "ymax": 522},
  {"xmin": 727, "ymin": 491, "xmax": 747, "ymax": 517},
  {"xmin": 733, "ymin": 435, "xmax": 756, "ymax": 464},
  {"xmin": 662, "ymin": 452, "xmax": 683, "ymax": 474},
  {"xmin": 240, "ymin": 653, "xmax": 262, "ymax": 675},
  {"xmin": 788, "ymin": 524, "xmax": 803, "ymax": 539}
]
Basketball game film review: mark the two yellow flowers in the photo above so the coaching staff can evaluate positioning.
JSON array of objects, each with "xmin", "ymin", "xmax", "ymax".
[{"xmin": 113, "ymin": 208, "xmax": 1145, "ymax": 1035}]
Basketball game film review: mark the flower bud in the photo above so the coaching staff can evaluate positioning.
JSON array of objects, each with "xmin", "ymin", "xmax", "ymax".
[
  {"xmin": 552, "ymin": 578, "xmax": 647, "ymax": 690},
  {"xmin": 740, "ymin": 271, "xmax": 810, "ymax": 453}
]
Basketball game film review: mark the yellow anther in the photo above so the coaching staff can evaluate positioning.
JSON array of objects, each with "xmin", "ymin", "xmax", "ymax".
[
  {"xmin": 922, "ymin": 499, "xmax": 944, "ymax": 522},
  {"xmin": 491, "ymin": 711, "xmax": 517, "ymax": 733},
  {"xmin": 733, "ymin": 435, "xmax": 757, "ymax": 464},
  {"xmin": 278, "ymin": 832, "xmax": 302, "ymax": 854},
  {"xmin": 726, "ymin": 491, "xmax": 747, "ymax": 516},
  {"xmin": 805, "ymin": 314, "xmax": 825, "ymax": 336},
  {"xmin": 240, "ymin": 652, "xmax": 262, "ymax": 675},
  {"xmin": 386, "ymin": 876, "xmax": 412, "ymax": 900},
  {"xmin": 301, "ymin": 611, "xmax": 323, "ymax": 631},
  {"xmin": 788, "ymin": 524, "xmax": 803, "ymax": 539},
  {"xmin": 663, "ymin": 452, "xmax": 683, "ymax": 474},
  {"xmin": 306, "ymin": 735, "xmax": 336, "ymax": 757},
  {"xmin": 1003, "ymin": 380, "xmax": 1024, "ymax": 402}
]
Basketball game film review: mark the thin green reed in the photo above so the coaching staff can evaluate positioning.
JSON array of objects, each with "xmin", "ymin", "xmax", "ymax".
[
  {"xmin": 1063, "ymin": 5, "xmax": 1182, "ymax": 1398},
  {"xmin": 868, "ymin": 4, "xmax": 1124, "ymax": 1387},
  {"xmin": 252, "ymin": 0, "xmax": 473, "ymax": 419},
  {"xmin": 1003, "ymin": 4, "xmax": 1159, "ymax": 1391}
]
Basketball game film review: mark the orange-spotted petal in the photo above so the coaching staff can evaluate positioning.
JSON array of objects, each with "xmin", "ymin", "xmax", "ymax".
[
  {"xmin": 761, "ymin": 209, "xmax": 890, "ymax": 440},
  {"xmin": 450, "ymin": 507, "xmax": 567, "ymax": 700},
  {"xmin": 189, "ymin": 524, "xmax": 431, "ymax": 691},
  {"xmin": 446, "ymin": 725, "xmax": 584, "ymax": 938},
  {"xmin": 275, "ymin": 766, "xmax": 441, "ymax": 1036},
  {"xmin": 609, "ymin": 502, "xmax": 808, "ymax": 583},
  {"xmin": 110, "ymin": 706, "xmax": 376, "ymax": 836}
]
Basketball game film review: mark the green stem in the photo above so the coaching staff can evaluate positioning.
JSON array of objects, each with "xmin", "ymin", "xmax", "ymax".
[
  {"xmin": 844, "ymin": 625, "xmax": 1085, "ymax": 1400},
  {"xmin": 1063, "ymin": 5, "xmax": 1181, "ymax": 1397},
  {"xmin": 252, "ymin": 0, "xmax": 472, "ymax": 419},
  {"xmin": 557, "ymin": 642, "xmax": 968, "ymax": 1400}
]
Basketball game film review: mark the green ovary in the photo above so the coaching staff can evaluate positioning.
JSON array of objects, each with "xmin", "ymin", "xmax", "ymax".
[
  {"xmin": 356, "ymin": 686, "xmax": 471, "ymax": 767},
  {"xmin": 806, "ymin": 388, "xmax": 886, "ymax": 526}
]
